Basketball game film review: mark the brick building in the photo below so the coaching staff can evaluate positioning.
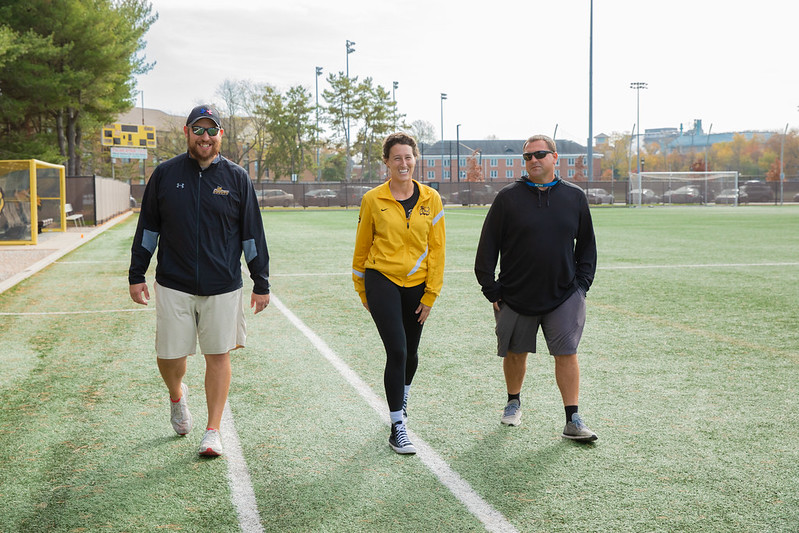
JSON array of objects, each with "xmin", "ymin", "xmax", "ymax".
[{"xmin": 416, "ymin": 138, "xmax": 602, "ymax": 183}]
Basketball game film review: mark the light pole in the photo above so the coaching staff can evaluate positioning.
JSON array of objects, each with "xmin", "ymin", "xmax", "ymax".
[
  {"xmin": 440, "ymin": 93, "xmax": 447, "ymax": 181},
  {"xmin": 587, "ymin": 0, "xmax": 594, "ymax": 181},
  {"xmin": 780, "ymin": 122, "xmax": 788, "ymax": 205},
  {"xmin": 628, "ymin": 123, "xmax": 637, "ymax": 205},
  {"xmin": 392, "ymin": 81, "xmax": 398, "ymax": 127},
  {"xmin": 704, "ymin": 123, "xmax": 713, "ymax": 172},
  {"xmin": 630, "ymin": 82, "xmax": 647, "ymax": 178},
  {"xmin": 346, "ymin": 40, "xmax": 355, "ymax": 181},
  {"xmin": 315, "ymin": 66, "xmax": 323, "ymax": 181},
  {"xmin": 456, "ymin": 124, "xmax": 461, "ymax": 182}
]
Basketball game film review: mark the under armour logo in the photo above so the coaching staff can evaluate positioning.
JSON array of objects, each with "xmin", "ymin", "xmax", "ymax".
[{"xmin": 176, "ymin": 183, "xmax": 185, "ymax": 189}]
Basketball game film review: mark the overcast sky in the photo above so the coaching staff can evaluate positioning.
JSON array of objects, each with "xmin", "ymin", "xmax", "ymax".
[{"xmin": 136, "ymin": 0, "xmax": 798, "ymax": 145}]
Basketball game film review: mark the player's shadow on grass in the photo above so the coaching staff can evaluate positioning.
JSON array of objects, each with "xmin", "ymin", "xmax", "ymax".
[{"xmin": 456, "ymin": 423, "xmax": 596, "ymax": 516}]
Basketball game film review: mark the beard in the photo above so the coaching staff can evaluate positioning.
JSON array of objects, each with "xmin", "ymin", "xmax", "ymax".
[{"xmin": 187, "ymin": 138, "xmax": 221, "ymax": 165}]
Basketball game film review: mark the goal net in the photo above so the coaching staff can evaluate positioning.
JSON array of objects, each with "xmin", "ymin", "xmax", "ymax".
[{"xmin": 629, "ymin": 171, "xmax": 740, "ymax": 205}]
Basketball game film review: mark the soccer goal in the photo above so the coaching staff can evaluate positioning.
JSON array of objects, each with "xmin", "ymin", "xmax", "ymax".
[{"xmin": 628, "ymin": 171, "xmax": 740, "ymax": 206}]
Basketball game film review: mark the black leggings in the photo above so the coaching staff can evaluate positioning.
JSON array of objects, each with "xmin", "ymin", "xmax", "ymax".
[{"xmin": 364, "ymin": 269, "xmax": 425, "ymax": 412}]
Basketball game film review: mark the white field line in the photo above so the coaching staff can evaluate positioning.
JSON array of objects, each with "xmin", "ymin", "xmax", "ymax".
[
  {"xmin": 596, "ymin": 262, "xmax": 799, "ymax": 270},
  {"xmin": 221, "ymin": 402, "xmax": 265, "ymax": 533},
  {"xmin": 270, "ymin": 261, "xmax": 799, "ymax": 279},
  {"xmin": 0, "ymin": 211, "xmax": 132, "ymax": 294},
  {"xmin": 55, "ymin": 260, "xmax": 130, "ymax": 263},
  {"xmin": 271, "ymin": 294, "xmax": 519, "ymax": 533},
  {"xmin": 0, "ymin": 308, "xmax": 153, "ymax": 316},
  {"xmin": 3, "ymin": 261, "xmax": 795, "ymax": 316}
]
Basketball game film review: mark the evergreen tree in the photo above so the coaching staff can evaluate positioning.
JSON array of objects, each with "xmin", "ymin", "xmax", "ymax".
[{"xmin": 0, "ymin": 0, "xmax": 156, "ymax": 174}]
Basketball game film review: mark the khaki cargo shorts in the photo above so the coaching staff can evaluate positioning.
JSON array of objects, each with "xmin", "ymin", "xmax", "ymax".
[{"xmin": 154, "ymin": 283, "xmax": 246, "ymax": 359}]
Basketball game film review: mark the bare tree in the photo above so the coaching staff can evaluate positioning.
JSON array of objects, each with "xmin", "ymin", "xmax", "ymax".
[{"xmin": 410, "ymin": 120, "xmax": 436, "ymax": 145}]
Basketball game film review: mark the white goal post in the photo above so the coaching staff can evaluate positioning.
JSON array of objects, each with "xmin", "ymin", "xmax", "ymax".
[{"xmin": 629, "ymin": 171, "xmax": 740, "ymax": 206}]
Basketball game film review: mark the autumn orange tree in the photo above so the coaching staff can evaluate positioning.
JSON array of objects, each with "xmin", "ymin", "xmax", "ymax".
[
  {"xmin": 597, "ymin": 130, "xmax": 799, "ymax": 180},
  {"xmin": 465, "ymin": 150, "xmax": 484, "ymax": 182}
]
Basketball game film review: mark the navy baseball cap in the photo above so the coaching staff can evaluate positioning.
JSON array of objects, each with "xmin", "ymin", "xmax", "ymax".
[{"xmin": 186, "ymin": 105, "xmax": 221, "ymax": 128}]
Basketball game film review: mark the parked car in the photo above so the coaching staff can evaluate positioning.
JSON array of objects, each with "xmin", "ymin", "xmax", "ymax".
[
  {"xmin": 449, "ymin": 184, "xmax": 496, "ymax": 206},
  {"xmin": 584, "ymin": 188, "xmax": 614, "ymax": 205},
  {"xmin": 304, "ymin": 188, "xmax": 341, "ymax": 207},
  {"xmin": 340, "ymin": 185, "xmax": 373, "ymax": 206},
  {"xmin": 627, "ymin": 188, "xmax": 660, "ymax": 204},
  {"xmin": 739, "ymin": 180, "xmax": 774, "ymax": 202},
  {"xmin": 257, "ymin": 189, "xmax": 294, "ymax": 207},
  {"xmin": 714, "ymin": 188, "xmax": 748, "ymax": 205},
  {"xmin": 662, "ymin": 185, "xmax": 703, "ymax": 204}
]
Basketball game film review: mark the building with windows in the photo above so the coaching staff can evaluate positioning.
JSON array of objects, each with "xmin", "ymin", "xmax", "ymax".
[
  {"xmin": 416, "ymin": 138, "xmax": 602, "ymax": 182},
  {"xmin": 643, "ymin": 119, "xmax": 775, "ymax": 152}
]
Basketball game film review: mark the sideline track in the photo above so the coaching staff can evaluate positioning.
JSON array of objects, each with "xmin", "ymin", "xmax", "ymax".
[{"xmin": 271, "ymin": 294, "xmax": 519, "ymax": 533}]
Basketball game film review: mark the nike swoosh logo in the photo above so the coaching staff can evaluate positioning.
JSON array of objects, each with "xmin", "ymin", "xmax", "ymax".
[{"xmin": 381, "ymin": 208, "xmax": 388, "ymax": 211}]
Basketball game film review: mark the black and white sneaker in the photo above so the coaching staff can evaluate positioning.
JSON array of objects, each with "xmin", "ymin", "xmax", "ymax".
[{"xmin": 388, "ymin": 421, "xmax": 416, "ymax": 454}]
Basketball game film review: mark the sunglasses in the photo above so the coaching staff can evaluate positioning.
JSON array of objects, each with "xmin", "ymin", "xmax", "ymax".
[
  {"xmin": 190, "ymin": 126, "xmax": 221, "ymax": 137},
  {"xmin": 522, "ymin": 150, "xmax": 554, "ymax": 161}
]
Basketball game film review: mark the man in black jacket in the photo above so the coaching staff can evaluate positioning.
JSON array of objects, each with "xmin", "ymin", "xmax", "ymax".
[
  {"xmin": 129, "ymin": 104, "xmax": 270, "ymax": 456},
  {"xmin": 474, "ymin": 134, "xmax": 597, "ymax": 441}
]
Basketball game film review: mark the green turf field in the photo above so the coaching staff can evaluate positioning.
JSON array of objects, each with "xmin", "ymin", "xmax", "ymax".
[{"xmin": 1, "ymin": 205, "xmax": 797, "ymax": 532}]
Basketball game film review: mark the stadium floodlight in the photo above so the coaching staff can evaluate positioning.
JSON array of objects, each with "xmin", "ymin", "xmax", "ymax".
[
  {"xmin": 630, "ymin": 82, "xmax": 648, "ymax": 202},
  {"xmin": 440, "ymin": 93, "xmax": 447, "ymax": 180},
  {"xmin": 345, "ymin": 40, "xmax": 356, "ymax": 181},
  {"xmin": 315, "ymin": 66, "xmax": 323, "ymax": 181},
  {"xmin": 780, "ymin": 123, "xmax": 788, "ymax": 204}
]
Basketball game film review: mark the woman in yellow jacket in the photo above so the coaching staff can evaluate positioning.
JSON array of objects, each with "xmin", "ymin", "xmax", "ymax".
[{"xmin": 352, "ymin": 132, "xmax": 445, "ymax": 455}]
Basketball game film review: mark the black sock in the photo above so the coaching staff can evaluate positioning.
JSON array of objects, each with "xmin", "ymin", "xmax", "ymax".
[
  {"xmin": 508, "ymin": 393, "xmax": 520, "ymax": 404},
  {"xmin": 565, "ymin": 405, "xmax": 578, "ymax": 423}
]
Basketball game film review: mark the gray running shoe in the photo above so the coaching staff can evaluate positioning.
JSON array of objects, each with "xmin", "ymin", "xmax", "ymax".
[
  {"xmin": 170, "ymin": 383, "xmax": 193, "ymax": 436},
  {"xmin": 562, "ymin": 413, "xmax": 598, "ymax": 441},
  {"xmin": 501, "ymin": 399, "xmax": 522, "ymax": 426},
  {"xmin": 388, "ymin": 421, "xmax": 416, "ymax": 454},
  {"xmin": 198, "ymin": 429, "xmax": 223, "ymax": 457}
]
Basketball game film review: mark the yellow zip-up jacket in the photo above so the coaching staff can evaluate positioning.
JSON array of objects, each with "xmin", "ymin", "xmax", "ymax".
[{"xmin": 352, "ymin": 179, "xmax": 445, "ymax": 307}]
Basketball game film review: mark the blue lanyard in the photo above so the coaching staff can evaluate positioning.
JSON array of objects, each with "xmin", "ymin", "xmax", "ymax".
[{"xmin": 524, "ymin": 178, "xmax": 560, "ymax": 188}]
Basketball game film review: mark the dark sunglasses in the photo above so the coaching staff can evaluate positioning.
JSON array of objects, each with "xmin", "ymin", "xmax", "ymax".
[
  {"xmin": 190, "ymin": 126, "xmax": 221, "ymax": 137},
  {"xmin": 522, "ymin": 150, "xmax": 554, "ymax": 161}
]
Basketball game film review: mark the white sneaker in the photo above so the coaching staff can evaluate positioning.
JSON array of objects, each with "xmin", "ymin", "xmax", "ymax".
[
  {"xmin": 198, "ymin": 429, "xmax": 223, "ymax": 457},
  {"xmin": 500, "ymin": 399, "xmax": 522, "ymax": 426},
  {"xmin": 170, "ymin": 383, "xmax": 193, "ymax": 436}
]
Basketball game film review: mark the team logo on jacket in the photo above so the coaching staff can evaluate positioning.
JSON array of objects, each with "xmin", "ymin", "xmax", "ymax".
[
  {"xmin": 418, "ymin": 206, "xmax": 430, "ymax": 216},
  {"xmin": 212, "ymin": 186, "xmax": 230, "ymax": 196}
]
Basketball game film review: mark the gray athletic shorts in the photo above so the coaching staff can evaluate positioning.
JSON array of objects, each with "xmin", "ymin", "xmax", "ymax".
[
  {"xmin": 494, "ymin": 289, "xmax": 586, "ymax": 357},
  {"xmin": 154, "ymin": 282, "xmax": 246, "ymax": 359}
]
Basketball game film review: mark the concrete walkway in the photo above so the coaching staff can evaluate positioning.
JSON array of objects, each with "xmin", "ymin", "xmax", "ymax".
[{"xmin": 0, "ymin": 211, "xmax": 133, "ymax": 294}]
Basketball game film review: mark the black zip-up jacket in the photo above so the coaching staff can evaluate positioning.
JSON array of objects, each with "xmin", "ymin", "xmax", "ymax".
[
  {"xmin": 129, "ymin": 152, "xmax": 270, "ymax": 296},
  {"xmin": 474, "ymin": 177, "xmax": 596, "ymax": 315}
]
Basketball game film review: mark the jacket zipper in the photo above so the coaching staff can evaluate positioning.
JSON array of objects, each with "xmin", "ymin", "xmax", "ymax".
[{"xmin": 196, "ymin": 170, "xmax": 202, "ymax": 293}]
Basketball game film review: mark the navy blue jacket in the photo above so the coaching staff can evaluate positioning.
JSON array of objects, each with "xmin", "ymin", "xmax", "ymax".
[
  {"xmin": 474, "ymin": 177, "xmax": 596, "ymax": 315},
  {"xmin": 129, "ymin": 152, "xmax": 270, "ymax": 296}
]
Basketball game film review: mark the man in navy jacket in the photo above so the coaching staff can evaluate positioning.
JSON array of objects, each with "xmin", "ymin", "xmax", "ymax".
[
  {"xmin": 129, "ymin": 104, "xmax": 270, "ymax": 456},
  {"xmin": 475, "ymin": 134, "xmax": 598, "ymax": 441}
]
